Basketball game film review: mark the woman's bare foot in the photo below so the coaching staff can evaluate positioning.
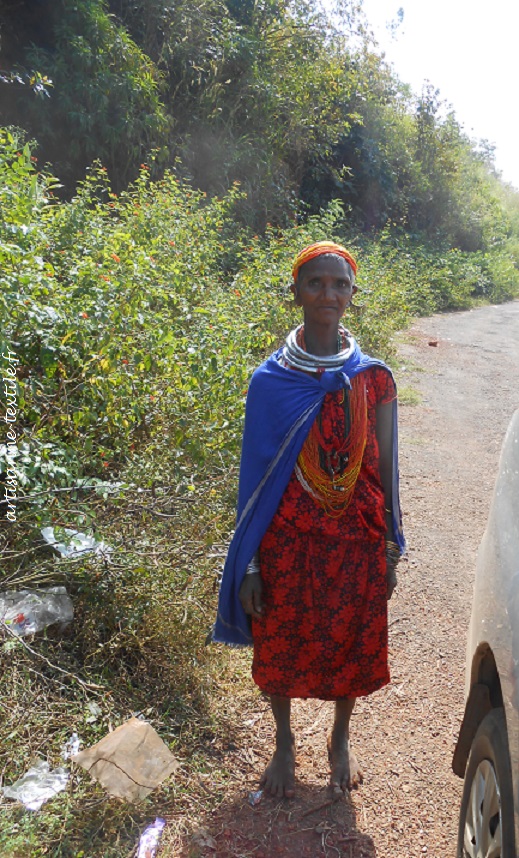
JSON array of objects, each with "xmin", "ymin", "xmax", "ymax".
[
  {"xmin": 260, "ymin": 734, "xmax": 296, "ymax": 798},
  {"xmin": 327, "ymin": 730, "xmax": 363, "ymax": 792}
]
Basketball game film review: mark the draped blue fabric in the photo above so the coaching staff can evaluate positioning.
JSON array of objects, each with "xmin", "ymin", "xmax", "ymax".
[{"xmin": 213, "ymin": 339, "xmax": 405, "ymax": 645}]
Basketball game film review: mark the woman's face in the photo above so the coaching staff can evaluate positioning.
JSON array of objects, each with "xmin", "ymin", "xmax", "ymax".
[{"xmin": 291, "ymin": 254, "xmax": 357, "ymax": 325}]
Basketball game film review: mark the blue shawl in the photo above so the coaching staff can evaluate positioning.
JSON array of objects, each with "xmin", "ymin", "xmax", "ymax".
[{"xmin": 213, "ymin": 338, "xmax": 405, "ymax": 645}]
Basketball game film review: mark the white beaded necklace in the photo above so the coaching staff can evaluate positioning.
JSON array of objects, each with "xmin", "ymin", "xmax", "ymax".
[{"xmin": 282, "ymin": 325, "xmax": 353, "ymax": 373}]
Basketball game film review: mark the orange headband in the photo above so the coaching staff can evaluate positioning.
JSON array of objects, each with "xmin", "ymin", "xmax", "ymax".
[{"xmin": 292, "ymin": 241, "xmax": 357, "ymax": 281}]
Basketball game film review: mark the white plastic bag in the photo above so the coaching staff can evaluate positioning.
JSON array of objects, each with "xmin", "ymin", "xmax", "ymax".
[
  {"xmin": 61, "ymin": 733, "xmax": 81, "ymax": 760},
  {"xmin": 2, "ymin": 760, "xmax": 69, "ymax": 811},
  {"xmin": 0, "ymin": 587, "xmax": 73, "ymax": 636},
  {"xmin": 41, "ymin": 527, "xmax": 111, "ymax": 558}
]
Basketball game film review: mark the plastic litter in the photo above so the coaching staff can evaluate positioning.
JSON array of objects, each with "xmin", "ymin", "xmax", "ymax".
[
  {"xmin": 136, "ymin": 817, "xmax": 166, "ymax": 858},
  {"xmin": 2, "ymin": 759, "xmax": 69, "ymax": 811},
  {"xmin": 85, "ymin": 701, "xmax": 102, "ymax": 723},
  {"xmin": 248, "ymin": 789, "xmax": 263, "ymax": 807},
  {"xmin": 0, "ymin": 587, "xmax": 73, "ymax": 636},
  {"xmin": 41, "ymin": 526, "xmax": 112, "ymax": 558},
  {"xmin": 61, "ymin": 733, "xmax": 81, "ymax": 760},
  {"xmin": 72, "ymin": 717, "xmax": 179, "ymax": 802}
]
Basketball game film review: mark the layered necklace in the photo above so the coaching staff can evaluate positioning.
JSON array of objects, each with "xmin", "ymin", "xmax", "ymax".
[
  {"xmin": 282, "ymin": 324, "xmax": 354, "ymax": 372},
  {"xmin": 286, "ymin": 326, "xmax": 367, "ymax": 517}
]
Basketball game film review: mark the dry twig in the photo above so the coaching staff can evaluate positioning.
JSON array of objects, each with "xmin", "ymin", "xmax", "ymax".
[{"xmin": 1, "ymin": 621, "xmax": 105, "ymax": 695}]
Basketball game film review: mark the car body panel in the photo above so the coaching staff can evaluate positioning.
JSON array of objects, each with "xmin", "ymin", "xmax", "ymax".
[{"xmin": 463, "ymin": 408, "xmax": 519, "ymax": 845}]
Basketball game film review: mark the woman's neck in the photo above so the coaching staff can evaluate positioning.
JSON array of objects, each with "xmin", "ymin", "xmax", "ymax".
[{"xmin": 303, "ymin": 323, "xmax": 341, "ymax": 356}]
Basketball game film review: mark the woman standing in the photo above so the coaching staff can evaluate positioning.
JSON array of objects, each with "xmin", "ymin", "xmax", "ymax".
[{"xmin": 214, "ymin": 241, "xmax": 405, "ymax": 798}]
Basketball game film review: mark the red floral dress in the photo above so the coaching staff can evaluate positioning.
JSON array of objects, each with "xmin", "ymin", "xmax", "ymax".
[{"xmin": 251, "ymin": 366, "xmax": 396, "ymax": 700}]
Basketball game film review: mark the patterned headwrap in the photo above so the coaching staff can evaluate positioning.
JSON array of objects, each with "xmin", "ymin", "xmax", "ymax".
[{"xmin": 292, "ymin": 241, "xmax": 357, "ymax": 281}]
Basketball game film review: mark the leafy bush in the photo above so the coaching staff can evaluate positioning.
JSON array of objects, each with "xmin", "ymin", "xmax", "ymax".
[{"xmin": 19, "ymin": 0, "xmax": 170, "ymax": 190}]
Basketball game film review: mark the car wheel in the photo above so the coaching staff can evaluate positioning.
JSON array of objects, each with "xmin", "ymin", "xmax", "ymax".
[{"xmin": 457, "ymin": 707, "xmax": 516, "ymax": 858}]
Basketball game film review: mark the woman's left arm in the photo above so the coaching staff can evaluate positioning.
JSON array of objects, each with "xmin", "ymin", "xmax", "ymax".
[{"xmin": 375, "ymin": 399, "xmax": 399, "ymax": 599}]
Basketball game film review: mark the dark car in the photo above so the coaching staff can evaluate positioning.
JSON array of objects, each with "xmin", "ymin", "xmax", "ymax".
[{"xmin": 453, "ymin": 409, "xmax": 519, "ymax": 857}]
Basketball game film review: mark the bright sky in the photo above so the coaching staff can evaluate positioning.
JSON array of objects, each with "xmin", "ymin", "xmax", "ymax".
[{"xmin": 357, "ymin": 0, "xmax": 519, "ymax": 189}]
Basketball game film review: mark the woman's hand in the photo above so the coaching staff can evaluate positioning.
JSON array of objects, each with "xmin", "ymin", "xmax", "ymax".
[
  {"xmin": 239, "ymin": 573, "xmax": 264, "ymax": 620},
  {"xmin": 385, "ymin": 536, "xmax": 400, "ymax": 600},
  {"xmin": 386, "ymin": 558, "xmax": 398, "ymax": 600}
]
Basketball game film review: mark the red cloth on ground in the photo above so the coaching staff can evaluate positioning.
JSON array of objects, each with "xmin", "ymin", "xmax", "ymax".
[{"xmin": 251, "ymin": 366, "xmax": 396, "ymax": 700}]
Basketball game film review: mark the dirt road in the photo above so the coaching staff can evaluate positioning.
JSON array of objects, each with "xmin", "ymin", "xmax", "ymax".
[{"xmin": 187, "ymin": 300, "xmax": 519, "ymax": 858}]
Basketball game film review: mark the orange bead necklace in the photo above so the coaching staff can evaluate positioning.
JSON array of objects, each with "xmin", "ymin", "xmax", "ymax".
[{"xmin": 295, "ymin": 328, "xmax": 367, "ymax": 516}]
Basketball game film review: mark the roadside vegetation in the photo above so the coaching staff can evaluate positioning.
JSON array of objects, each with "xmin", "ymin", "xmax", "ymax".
[{"xmin": 1, "ymin": 1, "xmax": 519, "ymax": 855}]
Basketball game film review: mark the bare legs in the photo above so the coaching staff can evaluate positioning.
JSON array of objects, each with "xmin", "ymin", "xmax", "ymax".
[
  {"xmin": 261, "ymin": 695, "xmax": 362, "ymax": 798},
  {"xmin": 260, "ymin": 695, "xmax": 296, "ymax": 798},
  {"xmin": 328, "ymin": 697, "xmax": 363, "ymax": 792}
]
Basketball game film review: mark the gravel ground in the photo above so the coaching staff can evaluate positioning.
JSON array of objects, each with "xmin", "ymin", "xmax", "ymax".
[{"xmin": 184, "ymin": 301, "xmax": 519, "ymax": 858}]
